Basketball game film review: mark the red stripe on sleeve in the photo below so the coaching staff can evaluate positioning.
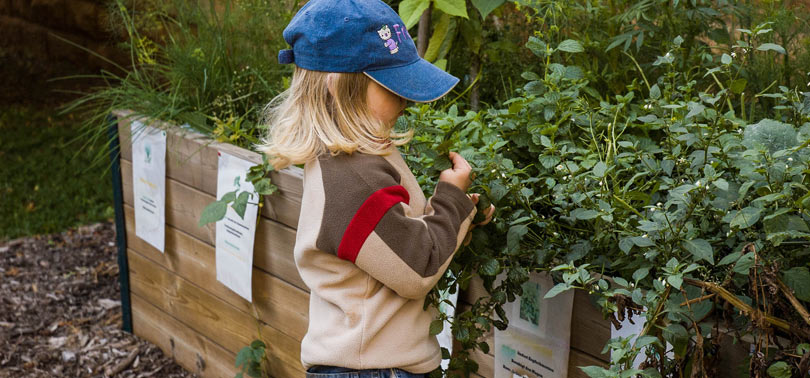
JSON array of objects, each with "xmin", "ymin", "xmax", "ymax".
[{"xmin": 337, "ymin": 185, "xmax": 410, "ymax": 263}]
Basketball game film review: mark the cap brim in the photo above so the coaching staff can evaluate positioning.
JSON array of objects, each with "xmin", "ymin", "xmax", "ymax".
[{"xmin": 364, "ymin": 59, "xmax": 460, "ymax": 103}]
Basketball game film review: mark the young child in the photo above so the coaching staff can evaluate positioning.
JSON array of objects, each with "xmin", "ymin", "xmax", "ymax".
[{"xmin": 259, "ymin": 0, "xmax": 494, "ymax": 377}]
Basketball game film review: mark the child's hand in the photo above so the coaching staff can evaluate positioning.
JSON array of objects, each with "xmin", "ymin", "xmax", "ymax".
[
  {"xmin": 470, "ymin": 194, "xmax": 495, "ymax": 226},
  {"xmin": 438, "ymin": 152, "xmax": 473, "ymax": 192}
]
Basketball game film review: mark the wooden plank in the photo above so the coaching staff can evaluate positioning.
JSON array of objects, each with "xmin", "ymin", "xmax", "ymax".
[
  {"xmin": 460, "ymin": 276, "xmax": 609, "ymax": 363},
  {"xmin": 132, "ymin": 293, "xmax": 238, "ymax": 377},
  {"xmin": 124, "ymin": 205, "xmax": 310, "ymax": 341},
  {"xmin": 568, "ymin": 349, "xmax": 607, "ymax": 378},
  {"xmin": 127, "ymin": 248, "xmax": 306, "ymax": 378},
  {"xmin": 121, "ymin": 160, "xmax": 306, "ymax": 292},
  {"xmin": 569, "ymin": 290, "xmax": 610, "ymax": 362},
  {"xmin": 115, "ymin": 111, "xmax": 303, "ymax": 229}
]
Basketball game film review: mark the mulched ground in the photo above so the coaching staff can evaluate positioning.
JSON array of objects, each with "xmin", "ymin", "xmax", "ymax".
[{"xmin": 0, "ymin": 222, "xmax": 196, "ymax": 378}]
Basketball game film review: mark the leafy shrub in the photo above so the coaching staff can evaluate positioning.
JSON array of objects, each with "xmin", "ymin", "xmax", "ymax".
[{"xmin": 402, "ymin": 23, "xmax": 810, "ymax": 377}]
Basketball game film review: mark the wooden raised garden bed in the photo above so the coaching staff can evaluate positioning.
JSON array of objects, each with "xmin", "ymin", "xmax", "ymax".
[{"xmin": 112, "ymin": 111, "xmax": 611, "ymax": 378}]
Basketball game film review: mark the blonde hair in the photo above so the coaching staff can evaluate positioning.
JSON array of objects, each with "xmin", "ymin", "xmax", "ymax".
[{"xmin": 257, "ymin": 68, "xmax": 412, "ymax": 170}]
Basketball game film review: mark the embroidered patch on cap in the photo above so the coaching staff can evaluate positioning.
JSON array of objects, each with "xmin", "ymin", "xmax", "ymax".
[{"xmin": 377, "ymin": 25, "xmax": 399, "ymax": 54}]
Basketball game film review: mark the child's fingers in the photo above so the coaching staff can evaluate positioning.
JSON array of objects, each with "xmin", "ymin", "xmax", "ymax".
[
  {"xmin": 448, "ymin": 151, "xmax": 470, "ymax": 171},
  {"xmin": 469, "ymin": 193, "xmax": 480, "ymax": 205}
]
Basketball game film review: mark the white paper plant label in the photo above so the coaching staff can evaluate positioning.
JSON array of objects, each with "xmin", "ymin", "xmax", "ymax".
[
  {"xmin": 215, "ymin": 152, "xmax": 259, "ymax": 302},
  {"xmin": 131, "ymin": 121, "xmax": 167, "ymax": 253},
  {"xmin": 494, "ymin": 272, "xmax": 574, "ymax": 378}
]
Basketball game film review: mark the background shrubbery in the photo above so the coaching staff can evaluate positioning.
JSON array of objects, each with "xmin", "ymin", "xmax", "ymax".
[{"xmin": 73, "ymin": 0, "xmax": 810, "ymax": 377}]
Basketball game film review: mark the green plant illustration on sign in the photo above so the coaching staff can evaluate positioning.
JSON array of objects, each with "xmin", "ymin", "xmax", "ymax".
[
  {"xmin": 519, "ymin": 281, "xmax": 540, "ymax": 326},
  {"xmin": 144, "ymin": 144, "xmax": 151, "ymax": 164}
]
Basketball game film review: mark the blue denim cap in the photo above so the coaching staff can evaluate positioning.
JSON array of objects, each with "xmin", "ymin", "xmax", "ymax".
[{"xmin": 277, "ymin": 0, "xmax": 459, "ymax": 103}]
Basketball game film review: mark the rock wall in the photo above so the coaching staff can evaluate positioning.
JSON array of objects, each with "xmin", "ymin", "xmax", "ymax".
[{"xmin": 0, "ymin": 0, "xmax": 127, "ymax": 72}]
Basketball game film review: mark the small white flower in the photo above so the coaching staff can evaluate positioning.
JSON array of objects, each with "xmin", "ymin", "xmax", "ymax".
[
  {"xmin": 665, "ymin": 52, "xmax": 672, "ymax": 59},
  {"xmin": 552, "ymin": 232, "xmax": 559, "ymax": 237},
  {"xmin": 650, "ymin": 207, "xmax": 656, "ymax": 212},
  {"xmin": 642, "ymin": 234, "xmax": 649, "ymax": 238},
  {"xmin": 726, "ymin": 231, "xmax": 732, "ymax": 237},
  {"xmin": 695, "ymin": 180, "xmax": 701, "ymax": 186},
  {"xmin": 556, "ymin": 164, "xmax": 564, "ymax": 171},
  {"xmin": 788, "ymin": 157, "xmax": 794, "ymax": 162},
  {"xmin": 703, "ymin": 132, "xmax": 708, "ymax": 136},
  {"xmin": 644, "ymin": 104, "xmax": 653, "ymax": 109},
  {"xmin": 678, "ymin": 157, "xmax": 687, "ymax": 163},
  {"xmin": 786, "ymin": 164, "xmax": 789, "ymax": 169},
  {"xmin": 657, "ymin": 202, "xmax": 663, "ymax": 207},
  {"xmin": 731, "ymin": 52, "xmax": 737, "ymax": 58},
  {"xmin": 738, "ymin": 129, "xmax": 743, "ymax": 134}
]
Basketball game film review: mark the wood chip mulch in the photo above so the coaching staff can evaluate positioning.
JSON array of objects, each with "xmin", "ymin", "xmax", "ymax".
[{"xmin": 0, "ymin": 222, "xmax": 197, "ymax": 378}]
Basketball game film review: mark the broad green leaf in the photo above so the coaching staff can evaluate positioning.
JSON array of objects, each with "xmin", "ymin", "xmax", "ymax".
[
  {"xmin": 423, "ymin": 13, "xmax": 455, "ymax": 62},
  {"xmin": 734, "ymin": 252, "xmax": 755, "ymax": 274},
  {"xmin": 434, "ymin": 0, "xmax": 468, "ymax": 19},
  {"xmin": 757, "ymin": 43, "xmax": 786, "ymax": 54},
  {"xmin": 713, "ymin": 178, "xmax": 729, "ymax": 191},
  {"xmin": 254, "ymin": 178, "xmax": 277, "ymax": 196},
  {"xmin": 571, "ymin": 208, "xmax": 600, "ymax": 220},
  {"xmin": 683, "ymin": 238, "xmax": 714, "ymax": 264},
  {"xmin": 592, "ymin": 161, "xmax": 607, "ymax": 177},
  {"xmin": 766, "ymin": 361, "xmax": 792, "ymax": 378},
  {"xmin": 220, "ymin": 190, "xmax": 237, "ymax": 203},
  {"xmin": 744, "ymin": 119, "xmax": 798, "ymax": 153},
  {"xmin": 667, "ymin": 274, "xmax": 683, "ymax": 289},
  {"xmin": 649, "ymin": 84, "xmax": 661, "ymax": 100},
  {"xmin": 250, "ymin": 340, "xmax": 266, "ymax": 349},
  {"xmin": 398, "ymin": 0, "xmax": 430, "ymax": 29},
  {"xmin": 730, "ymin": 207, "xmax": 762, "ymax": 229},
  {"xmin": 544, "ymin": 283, "xmax": 570, "ymax": 299},
  {"xmin": 199, "ymin": 200, "xmax": 228, "ymax": 227},
  {"xmin": 783, "ymin": 267, "xmax": 810, "ymax": 302},
  {"xmin": 429, "ymin": 319, "xmax": 444, "ymax": 335},
  {"xmin": 632, "ymin": 235, "xmax": 656, "ymax": 247},
  {"xmin": 526, "ymin": 37, "xmax": 547, "ymax": 57},
  {"xmin": 557, "ymin": 39, "xmax": 584, "ymax": 53},
  {"xmin": 471, "ymin": 0, "xmax": 505, "ymax": 19},
  {"xmin": 480, "ymin": 258, "xmax": 500, "ymax": 276},
  {"xmin": 633, "ymin": 267, "xmax": 650, "ymax": 282},
  {"xmin": 730, "ymin": 78, "xmax": 747, "ymax": 94},
  {"xmin": 721, "ymin": 53, "xmax": 732, "ymax": 64},
  {"xmin": 507, "ymin": 224, "xmax": 528, "ymax": 252},
  {"xmin": 579, "ymin": 366, "xmax": 610, "ymax": 378},
  {"xmin": 235, "ymin": 346, "xmax": 253, "ymax": 368},
  {"xmin": 232, "ymin": 191, "xmax": 252, "ymax": 219},
  {"xmin": 718, "ymin": 251, "xmax": 741, "ymax": 266}
]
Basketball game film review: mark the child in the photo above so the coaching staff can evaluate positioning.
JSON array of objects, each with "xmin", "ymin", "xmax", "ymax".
[{"xmin": 259, "ymin": 0, "xmax": 494, "ymax": 377}]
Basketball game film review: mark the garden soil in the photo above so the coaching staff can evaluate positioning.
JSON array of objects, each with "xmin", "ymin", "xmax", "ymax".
[{"xmin": 0, "ymin": 222, "xmax": 196, "ymax": 378}]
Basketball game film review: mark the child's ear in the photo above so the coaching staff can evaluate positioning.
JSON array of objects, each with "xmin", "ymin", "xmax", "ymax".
[{"xmin": 326, "ymin": 73, "xmax": 337, "ymax": 97}]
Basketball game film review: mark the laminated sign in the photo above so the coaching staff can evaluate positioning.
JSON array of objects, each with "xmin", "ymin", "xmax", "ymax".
[
  {"xmin": 494, "ymin": 272, "xmax": 574, "ymax": 378},
  {"xmin": 131, "ymin": 121, "xmax": 166, "ymax": 253},
  {"xmin": 215, "ymin": 152, "xmax": 259, "ymax": 302},
  {"xmin": 437, "ymin": 277, "xmax": 458, "ymax": 370}
]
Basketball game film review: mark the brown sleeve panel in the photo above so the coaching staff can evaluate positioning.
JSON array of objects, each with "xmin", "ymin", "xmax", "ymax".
[
  {"xmin": 374, "ymin": 181, "xmax": 475, "ymax": 277},
  {"xmin": 316, "ymin": 153, "xmax": 402, "ymax": 256}
]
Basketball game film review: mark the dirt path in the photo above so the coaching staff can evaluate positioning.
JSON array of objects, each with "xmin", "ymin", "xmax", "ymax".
[{"xmin": 0, "ymin": 222, "xmax": 195, "ymax": 378}]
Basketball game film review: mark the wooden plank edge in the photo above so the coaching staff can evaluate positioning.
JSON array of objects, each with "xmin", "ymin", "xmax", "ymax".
[
  {"xmin": 126, "ymin": 247, "xmax": 306, "ymax": 376},
  {"xmin": 125, "ymin": 228, "xmax": 309, "ymax": 342}
]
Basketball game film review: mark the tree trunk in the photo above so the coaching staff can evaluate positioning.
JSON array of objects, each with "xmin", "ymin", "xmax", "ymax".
[
  {"xmin": 469, "ymin": 53, "xmax": 480, "ymax": 111},
  {"xmin": 417, "ymin": 8, "xmax": 431, "ymax": 58}
]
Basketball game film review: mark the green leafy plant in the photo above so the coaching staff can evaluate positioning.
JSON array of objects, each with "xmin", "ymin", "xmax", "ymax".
[
  {"xmin": 198, "ymin": 156, "xmax": 277, "ymax": 227},
  {"xmin": 235, "ymin": 339, "xmax": 268, "ymax": 378}
]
